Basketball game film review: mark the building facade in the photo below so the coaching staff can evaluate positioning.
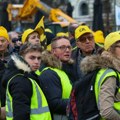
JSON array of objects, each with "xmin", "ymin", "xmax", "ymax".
[{"xmin": 70, "ymin": 0, "xmax": 120, "ymax": 32}]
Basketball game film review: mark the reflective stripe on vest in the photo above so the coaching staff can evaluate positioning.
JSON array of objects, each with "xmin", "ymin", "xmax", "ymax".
[
  {"xmin": 6, "ymin": 74, "xmax": 52, "ymax": 120},
  {"xmin": 95, "ymin": 68, "xmax": 120, "ymax": 114},
  {"xmin": 41, "ymin": 67, "xmax": 72, "ymax": 98},
  {"xmin": 35, "ymin": 70, "xmax": 41, "ymax": 76},
  {"xmin": 72, "ymin": 46, "xmax": 77, "ymax": 51}
]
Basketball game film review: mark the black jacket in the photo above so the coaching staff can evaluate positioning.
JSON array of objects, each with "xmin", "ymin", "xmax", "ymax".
[
  {"xmin": 39, "ymin": 51, "xmax": 71, "ymax": 117},
  {"xmin": 0, "ymin": 51, "xmax": 11, "ymax": 106},
  {"xmin": 0, "ymin": 60, "xmax": 6, "ymax": 106},
  {"xmin": 62, "ymin": 62, "xmax": 77, "ymax": 84},
  {"xmin": 39, "ymin": 69, "xmax": 69, "ymax": 116},
  {"xmin": 2, "ymin": 54, "xmax": 40, "ymax": 120},
  {"xmin": 72, "ymin": 48, "xmax": 97, "ymax": 81}
]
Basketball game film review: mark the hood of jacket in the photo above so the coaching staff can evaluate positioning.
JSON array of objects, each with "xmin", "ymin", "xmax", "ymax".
[
  {"xmin": 80, "ymin": 51, "xmax": 120, "ymax": 74},
  {"xmin": 2, "ymin": 54, "xmax": 31, "ymax": 88},
  {"xmin": 11, "ymin": 54, "xmax": 31, "ymax": 72},
  {"xmin": 41, "ymin": 50, "xmax": 62, "ymax": 69}
]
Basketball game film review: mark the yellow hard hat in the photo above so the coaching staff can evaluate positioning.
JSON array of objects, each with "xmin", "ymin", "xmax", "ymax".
[
  {"xmin": 56, "ymin": 32, "xmax": 68, "ymax": 37},
  {"xmin": 94, "ymin": 30, "xmax": 105, "ymax": 44},
  {"xmin": 45, "ymin": 28, "xmax": 52, "ymax": 33},
  {"xmin": 22, "ymin": 27, "xmax": 44, "ymax": 44},
  {"xmin": 104, "ymin": 31, "xmax": 120, "ymax": 50},
  {"xmin": 0, "ymin": 26, "xmax": 9, "ymax": 41}
]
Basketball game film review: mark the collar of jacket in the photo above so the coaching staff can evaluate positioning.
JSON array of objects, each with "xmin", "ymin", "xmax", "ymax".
[
  {"xmin": 41, "ymin": 50, "xmax": 62, "ymax": 69},
  {"xmin": 11, "ymin": 54, "xmax": 31, "ymax": 73},
  {"xmin": 80, "ymin": 51, "xmax": 120, "ymax": 74}
]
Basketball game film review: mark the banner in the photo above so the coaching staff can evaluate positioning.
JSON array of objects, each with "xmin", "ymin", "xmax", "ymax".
[
  {"xmin": 115, "ymin": 5, "xmax": 120, "ymax": 26},
  {"xmin": 19, "ymin": 0, "xmax": 38, "ymax": 18}
]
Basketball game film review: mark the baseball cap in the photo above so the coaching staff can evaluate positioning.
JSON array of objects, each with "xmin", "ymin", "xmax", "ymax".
[
  {"xmin": 56, "ymin": 32, "xmax": 68, "ymax": 37},
  {"xmin": 104, "ymin": 31, "xmax": 120, "ymax": 50},
  {"xmin": 22, "ymin": 27, "xmax": 44, "ymax": 44},
  {"xmin": 75, "ymin": 25, "xmax": 93, "ymax": 39}
]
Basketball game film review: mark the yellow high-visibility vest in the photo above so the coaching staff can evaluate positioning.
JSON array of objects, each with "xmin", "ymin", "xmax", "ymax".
[
  {"xmin": 6, "ymin": 74, "xmax": 52, "ymax": 120},
  {"xmin": 95, "ymin": 68, "xmax": 120, "ymax": 120},
  {"xmin": 41, "ymin": 67, "xmax": 72, "ymax": 98}
]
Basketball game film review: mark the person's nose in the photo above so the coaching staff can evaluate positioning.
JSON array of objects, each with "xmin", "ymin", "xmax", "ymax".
[
  {"xmin": 66, "ymin": 47, "xmax": 70, "ymax": 52},
  {"xmin": 35, "ymin": 37, "xmax": 40, "ymax": 42},
  {"xmin": 85, "ymin": 37, "xmax": 90, "ymax": 43},
  {"xmin": 34, "ymin": 58, "xmax": 39, "ymax": 63}
]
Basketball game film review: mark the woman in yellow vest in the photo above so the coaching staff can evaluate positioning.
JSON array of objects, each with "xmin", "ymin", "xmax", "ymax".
[
  {"xmin": 80, "ymin": 31, "xmax": 120, "ymax": 119},
  {"xmin": 2, "ymin": 43, "xmax": 52, "ymax": 120}
]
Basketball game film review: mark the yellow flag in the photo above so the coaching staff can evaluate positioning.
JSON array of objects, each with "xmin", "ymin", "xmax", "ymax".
[
  {"xmin": 35, "ymin": 16, "xmax": 45, "ymax": 42},
  {"xmin": 35, "ymin": 16, "xmax": 45, "ymax": 30},
  {"xmin": 35, "ymin": 16, "xmax": 46, "ymax": 49},
  {"xmin": 19, "ymin": 0, "xmax": 38, "ymax": 18}
]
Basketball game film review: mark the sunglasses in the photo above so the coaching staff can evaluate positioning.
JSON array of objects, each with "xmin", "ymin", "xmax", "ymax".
[{"xmin": 77, "ymin": 35, "xmax": 94, "ymax": 43}]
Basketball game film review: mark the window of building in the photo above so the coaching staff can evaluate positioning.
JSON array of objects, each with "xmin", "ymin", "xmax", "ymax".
[{"xmin": 80, "ymin": 3, "xmax": 89, "ymax": 15}]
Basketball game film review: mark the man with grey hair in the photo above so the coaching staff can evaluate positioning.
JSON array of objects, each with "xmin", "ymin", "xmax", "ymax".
[{"xmin": 72, "ymin": 25, "xmax": 96, "ymax": 81}]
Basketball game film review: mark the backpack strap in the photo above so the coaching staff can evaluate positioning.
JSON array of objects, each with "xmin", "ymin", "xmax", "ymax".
[
  {"xmin": 92, "ymin": 68, "xmax": 101, "ymax": 86},
  {"xmin": 113, "ymin": 70, "xmax": 120, "ymax": 95}
]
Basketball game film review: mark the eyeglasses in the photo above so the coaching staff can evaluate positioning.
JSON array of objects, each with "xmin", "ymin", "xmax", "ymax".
[
  {"xmin": 77, "ymin": 35, "xmax": 94, "ymax": 43},
  {"xmin": 53, "ymin": 45, "xmax": 72, "ymax": 51},
  {"xmin": 12, "ymin": 38, "xmax": 21, "ymax": 43}
]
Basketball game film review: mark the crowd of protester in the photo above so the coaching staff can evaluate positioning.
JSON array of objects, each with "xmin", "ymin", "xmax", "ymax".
[{"xmin": 0, "ymin": 17, "xmax": 120, "ymax": 120}]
